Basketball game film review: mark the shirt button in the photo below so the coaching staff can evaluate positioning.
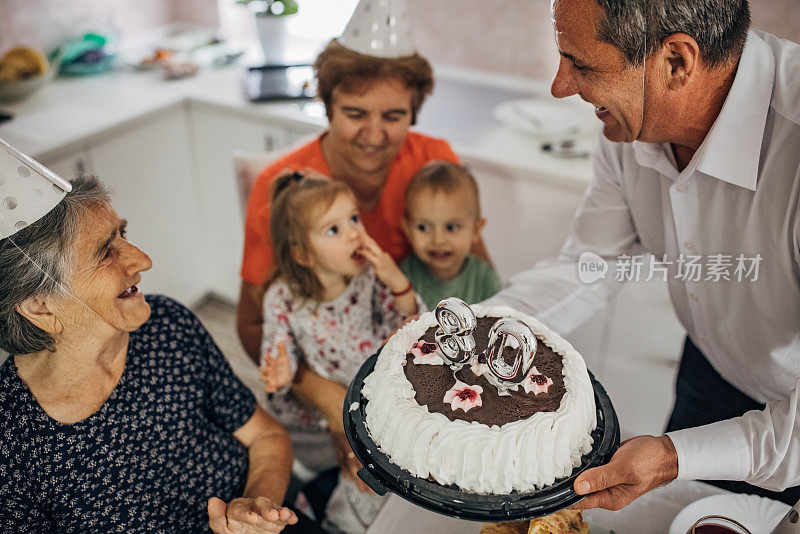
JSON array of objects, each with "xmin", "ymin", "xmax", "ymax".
[
  {"xmin": 676, "ymin": 183, "xmax": 687, "ymax": 193},
  {"xmin": 684, "ymin": 241, "xmax": 695, "ymax": 250},
  {"xmin": 689, "ymin": 292, "xmax": 699, "ymax": 301}
]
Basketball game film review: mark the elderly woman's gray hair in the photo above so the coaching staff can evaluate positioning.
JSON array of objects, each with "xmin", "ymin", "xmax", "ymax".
[
  {"xmin": 593, "ymin": 0, "xmax": 751, "ymax": 68},
  {"xmin": 0, "ymin": 175, "xmax": 110, "ymax": 355}
]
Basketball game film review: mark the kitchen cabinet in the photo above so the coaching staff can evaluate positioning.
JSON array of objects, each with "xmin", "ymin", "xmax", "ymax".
[
  {"xmin": 188, "ymin": 104, "xmax": 322, "ymax": 301},
  {"xmin": 88, "ymin": 108, "xmax": 209, "ymax": 306},
  {"xmin": 465, "ymin": 157, "xmax": 585, "ymax": 281}
]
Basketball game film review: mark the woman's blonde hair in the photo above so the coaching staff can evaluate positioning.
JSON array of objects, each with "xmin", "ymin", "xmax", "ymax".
[
  {"xmin": 314, "ymin": 39, "xmax": 434, "ymax": 124},
  {"xmin": 269, "ymin": 171, "xmax": 351, "ymax": 301}
]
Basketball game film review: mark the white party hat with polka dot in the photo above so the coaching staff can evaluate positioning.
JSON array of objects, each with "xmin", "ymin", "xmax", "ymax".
[
  {"xmin": 0, "ymin": 138, "xmax": 72, "ymax": 240},
  {"xmin": 339, "ymin": 0, "xmax": 416, "ymax": 58}
]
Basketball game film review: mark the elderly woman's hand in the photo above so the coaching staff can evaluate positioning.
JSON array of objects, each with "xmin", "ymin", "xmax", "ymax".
[{"xmin": 208, "ymin": 496, "xmax": 297, "ymax": 533}]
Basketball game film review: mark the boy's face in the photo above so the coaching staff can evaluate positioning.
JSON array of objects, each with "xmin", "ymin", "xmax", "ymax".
[{"xmin": 402, "ymin": 187, "xmax": 485, "ymax": 281}]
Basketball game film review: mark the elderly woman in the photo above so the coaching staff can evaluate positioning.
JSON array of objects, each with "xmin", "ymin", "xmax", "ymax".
[{"xmin": 0, "ymin": 176, "xmax": 300, "ymax": 533}]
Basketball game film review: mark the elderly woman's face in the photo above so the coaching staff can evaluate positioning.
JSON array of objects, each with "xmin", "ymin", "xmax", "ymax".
[
  {"xmin": 60, "ymin": 203, "xmax": 153, "ymax": 334},
  {"xmin": 326, "ymin": 77, "xmax": 413, "ymax": 176}
]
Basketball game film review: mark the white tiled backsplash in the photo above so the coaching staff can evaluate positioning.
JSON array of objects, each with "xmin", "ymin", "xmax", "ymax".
[{"xmin": 1, "ymin": 0, "xmax": 798, "ymax": 81}]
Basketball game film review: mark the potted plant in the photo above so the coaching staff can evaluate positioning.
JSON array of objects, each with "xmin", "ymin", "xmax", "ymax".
[{"xmin": 236, "ymin": 0, "xmax": 299, "ymax": 65}]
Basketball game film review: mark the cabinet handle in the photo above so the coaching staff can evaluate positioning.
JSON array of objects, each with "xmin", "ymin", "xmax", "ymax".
[
  {"xmin": 264, "ymin": 133, "xmax": 274, "ymax": 151},
  {"xmin": 76, "ymin": 158, "xmax": 86, "ymax": 176}
]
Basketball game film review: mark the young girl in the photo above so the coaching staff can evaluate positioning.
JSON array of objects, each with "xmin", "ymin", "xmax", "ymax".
[{"xmin": 260, "ymin": 170, "xmax": 422, "ymax": 532}]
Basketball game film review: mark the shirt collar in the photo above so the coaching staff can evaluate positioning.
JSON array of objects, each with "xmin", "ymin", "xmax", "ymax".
[
  {"xmin": 632, "ymin": 31, "xmax": 774, "ymax": 191},
  {"xmin": 694, "ymin": 31, "xmax": 774, "ymax": 191}
]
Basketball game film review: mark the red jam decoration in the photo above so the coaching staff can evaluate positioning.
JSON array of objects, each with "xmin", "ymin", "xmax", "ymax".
[
  {"xmin": 531, "ymin": 374, "xmax": 548, "ymax": 386},
  {"xmin": 457, "ymin": 388, "xmax": 477, "ymax": 401},
  {"xmin": 420, "ymin": 342, "xmax": 437, "ymax": 354},
  {"xmin": 522, "ymin": 368, "xmax": 553, "ymax": 395},
  {"xmin": 444, "ymin": 380, "xmax": 484, "ymax": 412}
]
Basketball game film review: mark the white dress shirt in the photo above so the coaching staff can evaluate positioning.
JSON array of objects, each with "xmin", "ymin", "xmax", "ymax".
[{"xmin": 485, "ymin": 30, "xmax": 800, "ymax": 491}]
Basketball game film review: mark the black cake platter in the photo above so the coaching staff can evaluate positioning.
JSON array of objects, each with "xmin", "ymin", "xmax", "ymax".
[{"xmin": 344, "ymin": 351, "xmax": 620, "ymax": 522}]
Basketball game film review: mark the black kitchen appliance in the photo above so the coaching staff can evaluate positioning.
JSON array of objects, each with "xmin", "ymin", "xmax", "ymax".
[{"xmin": 243, "ymin": 64, "xmax": 315, "ymax": 102}]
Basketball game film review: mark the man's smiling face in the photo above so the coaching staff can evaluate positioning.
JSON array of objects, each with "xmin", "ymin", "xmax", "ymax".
[{"xmin": 550, "ymin": 0, "xmax": 648, "ymax": 143}]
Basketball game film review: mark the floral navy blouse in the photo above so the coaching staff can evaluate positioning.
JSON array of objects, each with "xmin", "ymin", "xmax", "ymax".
[{"xmin": 0, "ymin": 295, "xmax": 257, "ymax": 533}]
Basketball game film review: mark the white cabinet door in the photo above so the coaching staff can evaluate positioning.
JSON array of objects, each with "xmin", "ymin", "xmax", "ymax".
[
  {"xmin": 189, "ymin": 106, "xmax": 323, "ymax": 301},
  {"xmin": 464, "ymin": 157, "xmax": 586, "ymax": 281},
  {"xmin": 89, "ymin": 109, "xmax": 208, "ymax": 306}
]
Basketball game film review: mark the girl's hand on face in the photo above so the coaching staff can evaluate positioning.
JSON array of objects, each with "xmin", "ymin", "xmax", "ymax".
[
  {"xmin": 356, "ymin": 230, "xmax": 409, "ymax": 294},
  {"xmin": 260, "ymin": 341, "xmax": 292, "ymax": 393}
]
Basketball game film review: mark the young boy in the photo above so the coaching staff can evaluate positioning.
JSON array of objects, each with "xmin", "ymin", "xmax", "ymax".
[{"xmin": 401, "ymin": 160, "xmax": 502, "ymax": 310}]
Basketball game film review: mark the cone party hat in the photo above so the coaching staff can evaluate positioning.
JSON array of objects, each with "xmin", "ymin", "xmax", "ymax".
[
  {"xmin": 0, "ymin": 138, "xmax": 72, "ymax": 240},
  {"xmin": 339, "ymin": 0, "xmax": 416, "ymax": 58}
]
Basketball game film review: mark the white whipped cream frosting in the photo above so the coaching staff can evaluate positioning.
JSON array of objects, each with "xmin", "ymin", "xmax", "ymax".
[{"xmin": 362, "ymin": 304, "xmax": 597, "ymax": 494}]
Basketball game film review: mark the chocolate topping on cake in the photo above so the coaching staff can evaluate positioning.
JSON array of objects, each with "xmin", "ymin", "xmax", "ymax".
[{"xmin": 403, "ymin": 316, "xmax": 566, "ymax": 426}]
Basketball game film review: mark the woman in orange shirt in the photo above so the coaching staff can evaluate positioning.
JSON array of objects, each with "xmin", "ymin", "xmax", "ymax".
[{"xmin": 236, "ymin": 38, "xmax": 484, "ymax": 503}]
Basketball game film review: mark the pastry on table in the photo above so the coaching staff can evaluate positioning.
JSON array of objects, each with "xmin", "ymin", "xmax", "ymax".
[
  {"xmin": 480, "ymin": 521, "xmax": 529, "ymax": 534},
  {"xmin": 529, "ymin": 509, "xmax": 589, "ymax": 533},
  {"xmin": 480, "ymin": 510, "xmax": 589, "ymax": 534}
]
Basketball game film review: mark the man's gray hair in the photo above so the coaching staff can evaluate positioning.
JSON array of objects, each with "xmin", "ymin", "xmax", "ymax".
[
  {"xmin": 0, "ymin": 175, "xmax": 110, "ymax": 355},
  {"xmin": 594, "ymin": 0, "xmax": 751, "ymax": 67}
]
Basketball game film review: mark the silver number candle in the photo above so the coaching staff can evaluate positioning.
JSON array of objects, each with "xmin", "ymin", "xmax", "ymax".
[
  {"xmin": 484, "ymin": 317, "xmax": 538, "ymax": 391},
  {"xmin": 434, "ymin": 297, "xmax": 477, "ymax": 366}
]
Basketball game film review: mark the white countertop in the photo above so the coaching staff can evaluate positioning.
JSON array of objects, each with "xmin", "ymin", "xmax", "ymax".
[{"xmin": 0, "ymin": 62, "xmax": 595, "ymax": 190}]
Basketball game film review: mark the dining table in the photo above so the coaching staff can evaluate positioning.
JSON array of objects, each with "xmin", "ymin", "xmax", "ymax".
[{"xmin": 366, "ymin": 479, "xmax": 789, "ymax": 534}]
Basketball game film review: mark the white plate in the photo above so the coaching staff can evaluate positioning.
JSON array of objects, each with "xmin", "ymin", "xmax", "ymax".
[
  {"xmin": 669, "ymin": 494, "xmax": 789, "ymax": 534},
  {"xmin": 493, "ymin": 98, "xmax": 590, "ymax": 138}
]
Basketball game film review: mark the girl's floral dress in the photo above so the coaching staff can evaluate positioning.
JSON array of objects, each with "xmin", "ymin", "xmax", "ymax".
[{"xmin": 261, "ymin": 267, "xmax": 424, "ymax": 433}]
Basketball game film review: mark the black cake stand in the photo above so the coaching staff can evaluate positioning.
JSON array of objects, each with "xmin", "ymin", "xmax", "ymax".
[{"xmin": 343, "ymin": 351, "xmax": 620, "ymax": 522}]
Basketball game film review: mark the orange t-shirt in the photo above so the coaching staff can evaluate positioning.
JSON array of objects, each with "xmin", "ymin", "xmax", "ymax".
[{"xmin": 240, "ymin": 131, "xmax": 460, "ymax": 286}]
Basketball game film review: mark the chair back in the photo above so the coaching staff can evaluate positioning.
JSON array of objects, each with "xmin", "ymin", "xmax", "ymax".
[{"xmin": 232, "ymin": 150, "xmax": 280, "ymax": 217}]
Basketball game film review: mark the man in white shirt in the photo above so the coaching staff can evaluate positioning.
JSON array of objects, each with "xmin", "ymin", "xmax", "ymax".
[{"xmin": 486, "ymin": 0, "xmax": 800, "ymax": 509}]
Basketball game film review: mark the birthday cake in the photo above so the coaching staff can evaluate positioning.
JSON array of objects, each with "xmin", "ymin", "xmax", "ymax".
[{"xmin": 361, "ymin": 299, "xmax": 596, "ymax": 494}]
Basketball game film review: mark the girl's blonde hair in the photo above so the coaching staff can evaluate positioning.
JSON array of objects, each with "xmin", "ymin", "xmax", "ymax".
[{"xmin": 269, "ymin": 171, "xmax": 351, "ymax": 300}]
